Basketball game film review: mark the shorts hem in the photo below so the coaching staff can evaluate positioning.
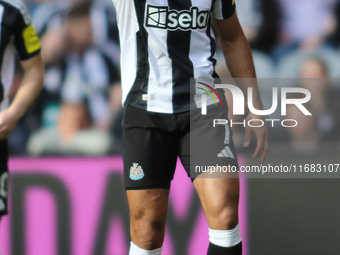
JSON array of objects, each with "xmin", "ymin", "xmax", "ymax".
[{"xmin": 125, "ymin": 182, "xmax": 171, "ymax": 190}]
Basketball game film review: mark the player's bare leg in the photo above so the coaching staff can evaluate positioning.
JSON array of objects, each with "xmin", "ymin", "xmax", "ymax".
[
  {"xmin": 194, "ymin": 177, "xmax": 242, "ymax": 254},
  {"xmin": 126, "ymin": 189, "xmax": 169, "ymax": 254}
]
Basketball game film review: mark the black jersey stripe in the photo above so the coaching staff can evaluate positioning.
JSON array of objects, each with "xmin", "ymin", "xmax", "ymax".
[
  {"xmin": 207, "ymin": 1, "xmax": 218, "ymax": 79},
  {"xmin": 124, "ymin": 0, "xmax": 149, "ymax": 109},
  {"xmin": 167, "ymin": 0, "xmax": 194, "ymax": 113}
]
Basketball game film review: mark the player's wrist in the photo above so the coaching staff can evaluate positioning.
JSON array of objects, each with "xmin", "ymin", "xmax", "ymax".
[
  {"xmin": 250, "ymin": 97, "xmax": 264, "ymax": 111},
  {"xmin": 6, "ymin": 106, "xmax": 23, "ymax": 122},
  {"xmin": 246, "ymin": 111, "xmax": 266, "ymax": 123}
]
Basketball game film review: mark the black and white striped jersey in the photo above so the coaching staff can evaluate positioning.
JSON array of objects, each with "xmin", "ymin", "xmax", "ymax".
[
  {"xmin": 112, "ymin": 0, "xmax": 235, "ymax": 113},
  {"xmin": 0, "ymin": 0, "xmax": 41, "ymax": 111}
]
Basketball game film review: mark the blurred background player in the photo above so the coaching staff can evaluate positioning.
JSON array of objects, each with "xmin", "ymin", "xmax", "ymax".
[
  {"xmin": 0, "ymin": 0, "xmax": 44, "ymax": 251},
  {"xmin": 26, "ymin": 2, "xmax": 122, "ymax": 156},
  {"xmin": 286, "ymin": 58, "xmax": 340, "ymax": 152},
  {"xmin": 6, "ymin": 0, "xmax": 122, "ymax": 156}
]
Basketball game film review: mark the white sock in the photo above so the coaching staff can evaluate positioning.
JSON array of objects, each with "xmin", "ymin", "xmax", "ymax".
[
  {"xmin": 129, "ymin": 242, "xmax": 162, "ymax": 255},
  {"xmin": 209, "ymin": 224, "xmax": 242, "ymax": 248}
]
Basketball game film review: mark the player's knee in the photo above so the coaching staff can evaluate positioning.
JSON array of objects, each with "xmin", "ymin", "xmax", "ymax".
[
  {"xmin": 138, "ymin": 221, "xmax": 165, "ymax": 249},
  {"xmin": 216, "ymin": 207, "xmax": 239, "ymax": 229},
  {"xmin": 209, "ymin": 201, "xmax": 239, "ymax": 229},
  {"xmin": 131, "ymin": 212, "xmax": 166, "ymax": 249}
]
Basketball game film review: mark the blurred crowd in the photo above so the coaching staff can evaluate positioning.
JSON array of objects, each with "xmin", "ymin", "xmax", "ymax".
[
  {"xmin": 8, "ymin": 0, "xmax": 340, "ymax": 156},
  {"xmin": 216, "ymin": 0, "xmax": 340, "ymax": 154}
]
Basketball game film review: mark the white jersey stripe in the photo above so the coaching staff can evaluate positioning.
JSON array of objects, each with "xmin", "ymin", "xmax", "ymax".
[
  {"xmin": 113, "ymin": 0, "xmax": 139, "ymax": 106},
  {"xmin": 0, "ymin": 3, "xmax": 4, "ymax": 48},
  {"xmin": 120, "ymin": 37, "xmax": 138, "ymax": 106},
  {"xmin": 0, "ymin": 45, "xmax": 15, "ymax": 111}
]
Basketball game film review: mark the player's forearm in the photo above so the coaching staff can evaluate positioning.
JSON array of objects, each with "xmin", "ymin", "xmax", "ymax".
[
  {"xmin": 221, "ymin": 32, "xmax": 256, "ymax": 78},
  {"xmin": 7, "ymin": 56, "xmax": 44, "ymax": 120},
  {"xmin": 220, "ymin": 35, "xmax": 263, "ymax": 110}
]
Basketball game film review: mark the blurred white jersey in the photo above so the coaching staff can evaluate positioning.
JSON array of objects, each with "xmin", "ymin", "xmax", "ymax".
[{"xmin": 112, "ymin": 0, "xmax": 235, "ymax": 113}]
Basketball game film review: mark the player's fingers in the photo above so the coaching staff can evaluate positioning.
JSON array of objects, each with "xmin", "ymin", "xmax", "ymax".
[
  {"xmin": 260, "ymin": 140, "xmax": 269, "ymax": 164},
  {"xmin": 243, "ymin": 125, "xmax": 252, "ymax": 147},
  {"xmin": 253, "ymin": 131, "xmax": 265, "ymax": 159},
  {"xmin": 253, "ymin": 145, "xmax": 262, "ymax": 160}
]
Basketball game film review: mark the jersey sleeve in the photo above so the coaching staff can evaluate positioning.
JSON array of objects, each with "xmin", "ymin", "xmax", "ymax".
[
  {"xmin": 13, "ymin": 6, "xmax": 41, "ymax": 61},
  {"xmin": 212, "ymin": 0, "xmax": 236, "ymax": 20}
]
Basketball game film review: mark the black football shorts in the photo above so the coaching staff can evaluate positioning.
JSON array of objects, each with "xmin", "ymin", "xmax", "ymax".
[
  {"xmin": 0, "ymin": 139, "xmax": 9, "ymax": 215},
  {"xmin": 122, "ymin": 100, "xmax": 239, "ymax": 190}
]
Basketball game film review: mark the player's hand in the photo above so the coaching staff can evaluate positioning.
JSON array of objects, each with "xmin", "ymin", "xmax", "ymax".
[
  {"xmin": 0, "ymin": 109, "xmax": 19, "ymax": 140},
  {"xmin": 243, "ymin": 112, "xmax": 268, "ymax": 163}
]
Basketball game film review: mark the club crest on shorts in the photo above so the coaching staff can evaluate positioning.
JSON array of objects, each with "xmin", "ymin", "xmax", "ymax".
[{"xmin": 130, "ymin": 163, "xmax": 145, "ymax": 180}]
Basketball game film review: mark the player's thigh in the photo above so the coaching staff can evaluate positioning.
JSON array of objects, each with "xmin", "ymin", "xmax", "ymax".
[
  {"xmin": 193, "ymin": 177, "xmax": 239, "ymax": 229},
  {"xmin": 123, "ymin": 106, "xmax": 178, "ymax": 189}
]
